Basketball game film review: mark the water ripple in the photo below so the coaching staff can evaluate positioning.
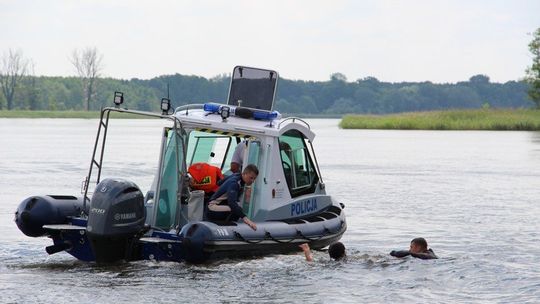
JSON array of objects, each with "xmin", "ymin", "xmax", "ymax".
[{"xmin": 2, "ymin": 120, "xmax": 540, "ymax": 303}]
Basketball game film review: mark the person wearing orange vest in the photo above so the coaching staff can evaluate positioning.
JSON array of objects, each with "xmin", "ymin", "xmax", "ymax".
[{"xmin": 188, "ymin": 162, "xmax": 224, "ymax": 196}]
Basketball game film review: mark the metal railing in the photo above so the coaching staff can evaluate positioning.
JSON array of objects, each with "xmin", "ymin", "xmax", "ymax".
[{"xmin": 81, "ymin": 106, "xmax": 186, "ymax": 216}]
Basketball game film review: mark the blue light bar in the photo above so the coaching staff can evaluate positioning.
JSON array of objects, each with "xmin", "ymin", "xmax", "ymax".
[
  {"xmin": 203, "ymin": 103, "xmax": 220, "ymax": 113},
  {"xmin": 253, "ymin": 110, "xmax": 280, "ymax": 120},
  {"xmin": 203, "ymin": 103, "xmax": 281, "ymax": 121}
]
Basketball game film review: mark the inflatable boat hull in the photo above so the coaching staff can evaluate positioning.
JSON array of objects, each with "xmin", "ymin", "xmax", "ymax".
[
  {"xmin": 18, "ymin": 197, "xmax": 346, "ymax": 263},
  {"xmin": 142, "ymin": 206, "xmax": 346, "ymax": 263}
]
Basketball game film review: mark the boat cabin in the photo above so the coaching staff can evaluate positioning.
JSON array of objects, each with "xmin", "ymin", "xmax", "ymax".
[{"xmin": 148, "ymin": 66, "xmax": 329, "ymax": 231}]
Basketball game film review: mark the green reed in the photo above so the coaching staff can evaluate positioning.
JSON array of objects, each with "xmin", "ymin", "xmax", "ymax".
[{"xmin": 340, "ymin": 109, "xmax": 540, "ymax": 130}]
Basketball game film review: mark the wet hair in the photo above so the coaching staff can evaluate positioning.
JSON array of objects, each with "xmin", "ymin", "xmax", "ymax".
[
  {"xmin": 328, "ymin": 242, "xmax": 346, "ymax": 260},
  {"xmin": 411, "ymin": 237, "xmax": 428, "ymax": 251},
  {"xmin": 243, "ymin": 164, "xmax": 259, "ymax": 176}
]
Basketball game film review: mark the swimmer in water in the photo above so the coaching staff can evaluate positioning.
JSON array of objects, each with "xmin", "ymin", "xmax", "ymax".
[
  {"xmin": 299, "ymin": 242, "xmax": 346, "ymax": 262},
  {"xmin": 390, "ymin": 237, "xmax": 438, "ymax": 260}
]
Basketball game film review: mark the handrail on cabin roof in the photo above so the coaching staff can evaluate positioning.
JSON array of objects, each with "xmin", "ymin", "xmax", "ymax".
[{"xmin": 277, "ymin": 117, "xmax": 310, "ymax": 130}]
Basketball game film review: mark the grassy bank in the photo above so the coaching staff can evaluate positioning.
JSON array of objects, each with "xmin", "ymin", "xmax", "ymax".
[
  {"xmin": 4, "ymin": 109, "xmax": 540, "ymax": 130},
  {"xmin": 340, "ymin": 109, "xmax": 540, "ymax": 131},
  {"xmin": 0, "ymin": 110, "xmax": 152, "ymax": 119}
]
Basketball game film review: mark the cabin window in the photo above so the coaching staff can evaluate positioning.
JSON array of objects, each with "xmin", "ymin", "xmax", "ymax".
[
  {"xmin": 278, "ymin": 130, "xmax": 319, "ymax": 198},
  {"xmin": 186, "ymin": 131, "xmax": 236, "ymax": 171}
]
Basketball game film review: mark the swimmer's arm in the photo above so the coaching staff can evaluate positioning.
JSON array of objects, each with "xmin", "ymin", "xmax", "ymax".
[
  {"xmin": 299, "ymin": 243, "xmax": 313, "ymax": 262},
  {"xmin": 390, "ymin": 250, "xmax": 411, "ymax": 258},
  {"xmin": 410, "ymin": 250, "xmax": 438, "ymax": 260}
]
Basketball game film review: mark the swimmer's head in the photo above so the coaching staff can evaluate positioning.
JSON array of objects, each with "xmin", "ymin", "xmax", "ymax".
[
  {"xmin": 328, "ymin": 242, "xmax": 346, "ymax": 260},
  {"xmin": 410, "ymin": 237, "xmax": 428, "ymax": 253}
]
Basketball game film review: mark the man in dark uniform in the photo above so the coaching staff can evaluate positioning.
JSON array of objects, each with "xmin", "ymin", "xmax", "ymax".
[
  {"xmin": 390, "ymin": 237, "xmax": 438, "ymax": 259},
  {"xmin": 206, "ymin": 164, "xmax": 258, "ymax": 231}
]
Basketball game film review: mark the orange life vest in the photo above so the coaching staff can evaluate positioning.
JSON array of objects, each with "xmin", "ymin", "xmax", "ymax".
[{"xmin": 188, "ymin": 163, "xmax": 224, "ymax": 193}]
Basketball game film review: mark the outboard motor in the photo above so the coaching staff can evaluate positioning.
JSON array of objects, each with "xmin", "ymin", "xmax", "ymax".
[
  {"xmin": 86, "ymin": 178, "xmax": 145, "ymax": 263},
  {"xmin": 15, "ymin": 195, "xmax": 85, "ymax": 237}
]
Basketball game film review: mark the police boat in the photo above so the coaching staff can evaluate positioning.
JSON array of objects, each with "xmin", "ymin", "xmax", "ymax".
[{"xmin": 14, "ymin": 66, "xmax": 347, "ymax": 263}]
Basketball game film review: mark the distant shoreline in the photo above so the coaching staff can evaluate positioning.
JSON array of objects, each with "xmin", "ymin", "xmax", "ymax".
[
  {"xmin": 3, "ymin": 109, "xmax": 540, "ymax": 131},
  {"xmin": 340, "ymin": 109, "xmax": 540, "ymax": 131},
  {"xmin": 0, "ymin": 110, "xmax": 342, "ymax": 119},
  {"xmin": 0, "ymin": 110, "xmax": 156, "ymax": 119}
]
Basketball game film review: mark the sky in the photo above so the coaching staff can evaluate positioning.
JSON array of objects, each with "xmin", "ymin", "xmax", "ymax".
[{"xmin": 1, "ymin": 0, "xmax": 539, "ymax": 83}]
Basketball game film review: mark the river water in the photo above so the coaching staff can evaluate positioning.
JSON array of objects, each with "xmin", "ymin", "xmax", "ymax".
[{"xmin": 1, "ymin": 118, "xmax": 539, "ymax": 303}]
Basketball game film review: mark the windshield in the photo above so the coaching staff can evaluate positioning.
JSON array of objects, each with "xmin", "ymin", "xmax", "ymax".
[
  {"xmin": 186, "ymin": 131, "xmax": 236, "ymax": 171},
  {"xmin": 154, "ymin": 128, "xmax": 187, "ymax": 230}
]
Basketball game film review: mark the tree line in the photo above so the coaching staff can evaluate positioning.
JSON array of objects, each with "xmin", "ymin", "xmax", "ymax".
[
  {"xmin": 2, "ymin": 28, "xmax": 540, "ymax": 115},
  {"xmin": 0, "ymin": 70, "xmax": 534, "ymax": 115}
]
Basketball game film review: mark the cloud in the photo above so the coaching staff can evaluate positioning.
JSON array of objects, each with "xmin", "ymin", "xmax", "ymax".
[{"xmin": 1, "ymin": 0, "xmax": 539, "ymax": 82}]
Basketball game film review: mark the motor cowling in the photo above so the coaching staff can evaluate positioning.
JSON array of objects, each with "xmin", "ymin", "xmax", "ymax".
[
  {"xmin": 86, "ymin": 178, "xmax": 145, "ymax": 263},
  {"xmin": 181, "ymin": 223, "xmax": 212, "ymax": 263},
  {"xmin": 15, "ymin": 195, "xmax": 85, "ymax": 237}
]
